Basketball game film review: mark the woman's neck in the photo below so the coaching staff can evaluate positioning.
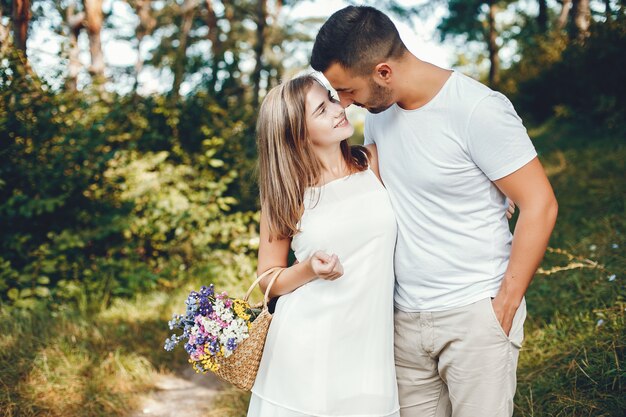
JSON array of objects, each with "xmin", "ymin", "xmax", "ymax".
[{"xmin": 315, "ymin": 146, "xmax": 349, "ymax": 185}]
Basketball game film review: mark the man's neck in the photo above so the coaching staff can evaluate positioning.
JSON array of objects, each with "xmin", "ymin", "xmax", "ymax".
[{"xmin": 395, "ymin": 57, "xmax": 453, "ymax": 111}]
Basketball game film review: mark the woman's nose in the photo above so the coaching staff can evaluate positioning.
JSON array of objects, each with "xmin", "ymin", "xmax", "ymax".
[{"xmin": 330, "ymin": 101, "xmax": 345, "ymax": 117}]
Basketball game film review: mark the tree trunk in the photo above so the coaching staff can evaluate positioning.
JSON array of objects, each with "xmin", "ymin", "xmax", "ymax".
[
  {"xmin": 82, "ymin": 0, "xmax": 105, "ymax": 80},
  {"xmin": 0, "ymin": 8, "xmax": 11, "ymax": 54},
  {"xmin": 604, "ymin": 0, "xmax": 612, "ymax": 21},
  {"xmin": 11, "ymin": 0, "xmax": 31, "ymax": 52},
  {"xmin": 487, "ymin": 1, "xmax": 500, "ymax": 88},
  {"xmin": 133, "ymin": 0, "xmax": 156, "ymax": 92},
  {"xmin": 252, "ymin": 0, "xmax": 267, "ymax": 106},
  {"xmin": 572, "ymin": 0, "xmax": 591, "ymax": 39},
  {"xmin": 66, "ymin": 4, "xmax": 84, "ymax": 91},
  {"xmin": 538, "ymin": 0, "xmax": 548, "ymax": 32},
  {"xmin": 171, "ymin": 0, "xmax": 197, "ymax": 101},
  {"xmin": 557, "ymin": 0, "xmax": 573, "ymax": 29},
  {"xmin": 204, "ymin": 0, "xmax": 222, "ymax": 93}
]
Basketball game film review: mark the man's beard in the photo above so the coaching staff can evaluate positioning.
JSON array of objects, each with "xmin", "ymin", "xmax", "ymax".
[{"xmin": 356, "ymin": 79, "xmax": 394, "ymax": 114}]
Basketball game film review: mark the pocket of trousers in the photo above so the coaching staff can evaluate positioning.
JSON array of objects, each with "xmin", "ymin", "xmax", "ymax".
[
  {"xmin": 393, "ymin": 309, "xmax": 420, "ymax": 366},
  {"xmin": 486, "ymin": 297, "xmax": 526, "ymax": 349}
]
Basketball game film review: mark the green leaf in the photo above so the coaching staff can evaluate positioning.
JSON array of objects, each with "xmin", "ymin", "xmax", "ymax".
[
  {"xmin": 7, "ymin": 288, "xmax": 19, "ymax": 300},
  {"xmin": 208, "ymin": 159, "xmax": 224, "ymax": 168},
  {"xmin": 37, "ymin": 276, "xmax": 50, "ymax": 285},
  {"xmin": 34, "ymin": 287, "xmax": 51, "ymax": 297}
]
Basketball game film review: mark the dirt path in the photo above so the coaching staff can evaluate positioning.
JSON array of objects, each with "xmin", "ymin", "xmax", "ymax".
[{"xmin": 132, "ymin": 368, "xmax": 225, "ymax": 417}]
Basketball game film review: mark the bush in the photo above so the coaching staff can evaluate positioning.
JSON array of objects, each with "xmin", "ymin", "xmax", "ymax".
[
  {"xmin": 510, "ymin": 18, "xmax": 626, "ymax": 131},
  {"xmin": 0, "ymin": 51, "xmax": 259, "ymax": 311}
]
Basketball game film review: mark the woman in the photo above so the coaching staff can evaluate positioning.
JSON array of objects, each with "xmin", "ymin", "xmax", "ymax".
[{"xmin": 249, "ymin": 74, "xmax": 400, "ymax": 416}]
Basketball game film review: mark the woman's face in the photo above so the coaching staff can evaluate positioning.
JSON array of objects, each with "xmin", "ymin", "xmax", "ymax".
[{"xmin": 304, "ymin": 82, "xmax": 354, "ymax": 149}]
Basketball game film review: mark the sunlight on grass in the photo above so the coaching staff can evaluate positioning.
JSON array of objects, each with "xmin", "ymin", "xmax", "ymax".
[{"xmin": 206, "ymin": 387, "xmax": 251, "ymax": 417}]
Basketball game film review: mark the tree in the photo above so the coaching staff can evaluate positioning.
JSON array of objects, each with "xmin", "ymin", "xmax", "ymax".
[
  {"xmin": 11, "ymin": 0, "xmax": 31, "ymax": 52},
  {"xmin": 556, "ymin": 0, "xmax": 591, "ymax": 40},
  {"xmin": 571, "ymin": 0, "xmax": 590, "ymax": 39},
  {"xmin": 439, "ymin": 0, "xmax": 514, "ymax": 88},
  {"xmin": 0, "ymin": 5, "xmax": 11, "ymax": 54},
  {"xmin": 557, "ymin": 0, "xmax": 573, "ymax": 29},
  {"xmin": 252, "ymin": 0, "xmax": 267, "ymax": 106},
  {"xmin": 65, "ymin": 1, "xmax": 84, "ymax": 91},
  {"xmin": 128, "ymin": 0, "xmax": 156, "ymax": 92},
  {"xmin": 82, "ymin": 0, "xmax": 105, "ymax": 80},
  {"xmin": 538, "ymin": 0, "xmax": 548, "ymax": 32},
  {"xmin": 170, "ymin": 0, "xmax": 198, "ymax": 102}
]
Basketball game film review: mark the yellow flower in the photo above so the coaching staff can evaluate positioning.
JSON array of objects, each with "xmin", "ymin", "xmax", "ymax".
[
  {"xmin": 201, "ymin": 356, "xmax": 220, "ymax": 372},
  {"xmin": 233, "ymin": 299, "xmax": 251, "ymax": 321}
]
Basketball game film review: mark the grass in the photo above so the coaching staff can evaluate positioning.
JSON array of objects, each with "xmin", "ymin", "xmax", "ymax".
[
  {"xmin": 206, "ymin": 388, "xmax": 251, "ymax": 417},
  {"xmin": 513, "ymin": 120, "xmax": 625, "ymax": 416},
  {"xmin": 0, "ymin": 290, "xmax": 182, "ymax": 416},
  {"xmin": 0, "ymin": 258, "xmax": 259, "ymax": 417}
]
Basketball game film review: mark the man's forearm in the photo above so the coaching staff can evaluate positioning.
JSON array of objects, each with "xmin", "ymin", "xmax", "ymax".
[{"xmin": 494, "ymin": 198, "xmax": 558, "ymax": 331}]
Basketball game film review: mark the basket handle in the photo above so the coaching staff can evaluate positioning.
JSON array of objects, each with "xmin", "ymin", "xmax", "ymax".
[{"xmin": 243, "ymin": 267, "xmax": 285, "ymax": 308}]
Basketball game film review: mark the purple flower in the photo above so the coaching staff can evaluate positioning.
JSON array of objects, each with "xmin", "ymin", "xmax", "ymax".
[
  {"xmin": 164, "ymin": 335, "xmax": 179, "ymax": 351},
  {"xmin": 182, "ymin": 324, "xmax": 192, "ymax": 338},
  {"xmin": 207, "ymin": 339, "xmax": 220, "ymax": 355},
  {"xmin": 200, "ymin": 285, "xmax": 215, "ymax": 298},
  {"xmin": 226, "ymin": 338, "xmax": 237, "ymax": 351},
  {"xmin": 185, "ymin": 295, "xmax": 199, "ymax": 316}
]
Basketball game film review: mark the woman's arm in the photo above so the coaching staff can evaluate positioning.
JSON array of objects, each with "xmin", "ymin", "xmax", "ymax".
[
  {"xmin": 257, "ymin": 209, "xmax": 343, "ymax": 298},
  {"xmin": 365, "ymin": 144, "xmax": 383, "ymax": 184}
]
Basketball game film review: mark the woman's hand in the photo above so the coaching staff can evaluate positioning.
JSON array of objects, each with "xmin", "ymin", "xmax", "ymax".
[
  {"xmin": 506, "ymin": 198, "xmax": 516, "ymax": 219},
  {"xmin": 310, "ymin": 251, "xmax": 344, "ymax": 280}
]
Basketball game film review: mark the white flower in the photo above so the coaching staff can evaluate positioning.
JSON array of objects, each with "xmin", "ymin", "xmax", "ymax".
[
  {"xmin": 200, "ymin": 316, "xmax": 222, "ymax": 336},
  {"xmin": 219, "ymin": 309, "xmax": 234, "ymax": 323}
]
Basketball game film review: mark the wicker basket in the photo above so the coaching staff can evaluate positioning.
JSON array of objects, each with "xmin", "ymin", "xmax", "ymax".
[{"xmin": 214, "ymin": 267, "xmax": 284, "ymax": 391}]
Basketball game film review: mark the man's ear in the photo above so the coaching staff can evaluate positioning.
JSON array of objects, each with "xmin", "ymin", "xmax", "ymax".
[{"xmin": 374, "ymin": 63, "xmax": 392, "ymax": 83}]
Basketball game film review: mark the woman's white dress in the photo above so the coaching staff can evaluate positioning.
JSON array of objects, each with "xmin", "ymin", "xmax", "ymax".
[{"xmin": 248, "ymin": 168, "xmax": 400, "ymax": 417}]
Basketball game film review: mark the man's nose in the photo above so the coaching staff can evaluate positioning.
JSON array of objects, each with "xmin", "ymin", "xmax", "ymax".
[{"xmin": 338, "ymin": 93, "xmax": 353, "ymax": 108}]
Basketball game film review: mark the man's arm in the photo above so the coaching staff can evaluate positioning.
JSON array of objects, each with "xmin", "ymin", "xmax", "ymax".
[{"xmin": 492, "ymin": 157, "xmax": 558, "ymax": 335}]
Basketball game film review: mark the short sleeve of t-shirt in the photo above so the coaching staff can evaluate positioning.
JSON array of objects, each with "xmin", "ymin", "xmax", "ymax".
[
  {"xmin": 363, "ymin": 116, "xmax": 375, "ymax": 146},
  {"xmin": 467, "ymin": 92, "xmax": 537, "ymax": 181}
]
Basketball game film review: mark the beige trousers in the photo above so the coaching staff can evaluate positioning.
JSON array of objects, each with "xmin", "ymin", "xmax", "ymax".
[{"xmin": 394, "ymin": 297, "xmax": 526, "ymax": 417}]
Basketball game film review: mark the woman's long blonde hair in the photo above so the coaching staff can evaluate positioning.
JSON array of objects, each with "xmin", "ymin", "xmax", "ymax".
[{"xmin": 257, "ymin": 74, "xmax": 370, "ymax": 241}]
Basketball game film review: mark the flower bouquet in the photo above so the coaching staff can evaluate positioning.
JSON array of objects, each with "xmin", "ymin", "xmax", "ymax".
[{"xmin": 164, "ymin": 267, "xmax": 284, "ymax": 390}]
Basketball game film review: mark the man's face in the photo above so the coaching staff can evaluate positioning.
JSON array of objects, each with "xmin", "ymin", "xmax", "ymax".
[{"xmin": 323, "ymin": 62, "xmax": 395, "ymax": 114}]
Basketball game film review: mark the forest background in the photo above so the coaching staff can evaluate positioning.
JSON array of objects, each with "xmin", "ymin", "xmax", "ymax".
[{"xmin": 0, "ymin": 0, "xmax": 624, "ymax": 416}]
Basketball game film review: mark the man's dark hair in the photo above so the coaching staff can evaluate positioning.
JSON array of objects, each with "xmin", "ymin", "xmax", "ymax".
[{"xmin": 311, "ymin": 6, "xmax": 407, "ymax": 75}]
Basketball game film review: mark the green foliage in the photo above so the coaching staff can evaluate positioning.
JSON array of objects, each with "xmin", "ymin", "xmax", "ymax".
[
  {"xmin": 510, "ymin": 18, "xmax": 626, "ymax": 130},
  {"xmin": 0, "ymin": 50, "xmax": 259, "ymax": 312},
  {"xmin": 439, "ymin": 0, "xmax": 491, "ymax": 41}
]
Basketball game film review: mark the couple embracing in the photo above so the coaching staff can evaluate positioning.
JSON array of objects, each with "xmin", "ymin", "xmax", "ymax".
[{"xmin": 247, "ymin": 6, "xmax": 558, "ymax": 417}]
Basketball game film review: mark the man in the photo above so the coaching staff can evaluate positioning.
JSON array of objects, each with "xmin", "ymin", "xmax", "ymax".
[{"xmin": 311, "ymin": 6, "xmax": 558, "ymax": 417}]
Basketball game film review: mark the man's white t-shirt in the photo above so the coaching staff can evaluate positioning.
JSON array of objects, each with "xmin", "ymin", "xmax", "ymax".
[{"xmin": 364, "ymin": 71, "xmax": 537, "ymax": 312}]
